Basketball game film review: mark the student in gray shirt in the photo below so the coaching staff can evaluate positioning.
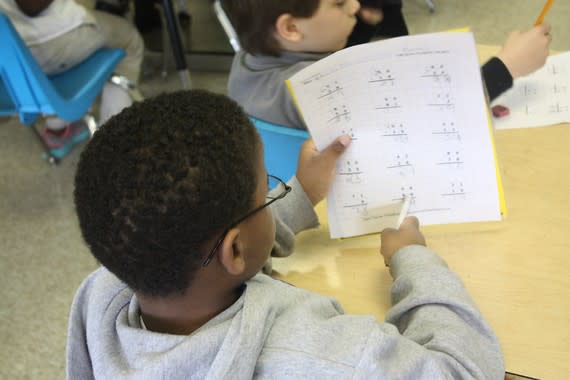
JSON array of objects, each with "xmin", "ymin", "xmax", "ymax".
[
  {"xmin": 67, "ymin": 90, "xmax": 503, "ymax": 379},
  {"xmin": 225, "ymin": 0, "xmax": 551, "ymax": 130}
]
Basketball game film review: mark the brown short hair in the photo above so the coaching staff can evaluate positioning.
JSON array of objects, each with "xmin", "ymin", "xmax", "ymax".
[{"xmin": 222, "ymin": 0, "xmax": 321, "ymax": 56}]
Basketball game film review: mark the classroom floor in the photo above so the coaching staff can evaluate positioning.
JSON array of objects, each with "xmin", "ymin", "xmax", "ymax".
[{"xmin": 1, "ymin": 0, "xmax": 568, "ymax": 378}]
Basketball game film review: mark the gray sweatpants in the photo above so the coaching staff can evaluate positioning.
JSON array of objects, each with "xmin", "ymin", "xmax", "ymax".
[{"xmin": 29, "ymin": 9, "xmax": 144, "ymax": 126}]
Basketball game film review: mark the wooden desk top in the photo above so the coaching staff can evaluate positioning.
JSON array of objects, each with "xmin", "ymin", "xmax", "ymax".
[{"xmin": 273, "ymin": 45, "xmax": 570, "ymax": 379}]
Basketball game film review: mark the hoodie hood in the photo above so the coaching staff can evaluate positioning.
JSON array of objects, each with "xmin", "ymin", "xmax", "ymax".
[{"xmin": 67, "ymin": 268, "xmax": 290, "ymax": 379}]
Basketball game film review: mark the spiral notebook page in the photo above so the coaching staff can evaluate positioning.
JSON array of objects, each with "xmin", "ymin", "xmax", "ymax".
[{"xmin": 287, "ymin": 32, "xmax": 504, "ymax": 238}]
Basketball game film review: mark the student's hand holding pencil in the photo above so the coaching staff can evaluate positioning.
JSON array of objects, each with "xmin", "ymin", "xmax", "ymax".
[
  {"xmin": 496, "ymin": 23, "xmax": 552, "ymax": 79},
  {"xmin": 380, "ymin": 217, "xmax": 426, "ymax": 268},
  {"xmin": 535, "ymin": 0, "xmax": 555, "ymax": 26}
]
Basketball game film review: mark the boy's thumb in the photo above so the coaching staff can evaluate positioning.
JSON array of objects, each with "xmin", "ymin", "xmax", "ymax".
[
  {"xmin": 322, "ymin": 134, "xmax": 351, "ymax": 158},
  {"xmin": 399, "ymin": 216, "xmax": 420, "ymax": 230}
]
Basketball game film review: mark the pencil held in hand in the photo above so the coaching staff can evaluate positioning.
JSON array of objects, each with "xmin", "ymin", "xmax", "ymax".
[
  {"xmin": 534, "ymin": 0, "xmax": 554, "ymax": 26},
  {"xmin": 397, "ymin": 196, "xmax": 411, "ymax": 228}
]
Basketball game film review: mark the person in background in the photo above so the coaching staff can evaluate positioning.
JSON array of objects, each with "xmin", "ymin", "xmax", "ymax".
[
  {"xmin": 0, "ymin": 0, "xmax": 144, "ymax": 158},
  {"xmin": 346, "ymin": 0, "xmax": 409, "ymax": 47},
  {"xmin": 224, "ymin": 0, "xmax": 551, "ymax": 130},
  {"xmin": 67, "ymin": 89, "xmax": 503, "ymax": 378}
]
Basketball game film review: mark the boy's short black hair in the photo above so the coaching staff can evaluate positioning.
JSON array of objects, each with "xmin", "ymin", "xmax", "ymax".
[
  {"xmin": 222, "ymin": 0, "xmax": 321, "ymax": 56},
  {"xmin": 74, "ymin": 90, "xmax": 259, "ymax": 296}
]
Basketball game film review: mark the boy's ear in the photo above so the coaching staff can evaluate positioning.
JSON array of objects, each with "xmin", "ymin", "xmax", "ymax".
[
  {"xmin": 218, "ymin": 228, "xmax": 246, "ymax": 276},
  {"xmin": 274, "ymin": 13, "xmax": 303, "ymax": 43}
]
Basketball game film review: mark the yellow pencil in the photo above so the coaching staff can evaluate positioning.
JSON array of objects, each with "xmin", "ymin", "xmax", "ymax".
[{"xmin": 534, "ymin": 0, "xmax": 555, "ymax": 26}]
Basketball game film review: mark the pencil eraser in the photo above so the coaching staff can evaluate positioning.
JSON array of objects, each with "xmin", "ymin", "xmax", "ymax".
[{"xmin": 492, "ymin": 105, "xmax": 510, "ymax": 118}]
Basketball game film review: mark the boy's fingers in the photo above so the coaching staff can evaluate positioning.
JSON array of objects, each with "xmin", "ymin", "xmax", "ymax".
[
  {"xmin": 538, "ymin": 23, "xmax": 551, "ymax": 35},
  {"xmin": 381, "ymin": 217, "xmax": 419, "ymax": 235},
  {"xmin": 399, "ymin": 216, "xmax": 419, "ymax": 230},
  {"xmin": 359, "ymin": 7, "xmax": 383, "ymax": 24},
  {"xmin": 301, "ymin": 138, "xmax": 316, "ymax": 153},
  {"xmin": 301, "ymin": 135, "xmax": 350, "ymax": 161},
  {"xmin": 323, "ymin": 134, "xmax": 351, "ymax": 156}
]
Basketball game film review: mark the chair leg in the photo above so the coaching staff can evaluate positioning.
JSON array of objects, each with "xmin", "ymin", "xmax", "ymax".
[
  {"xmin": 83, "ymin": 113, "xmax": 98, "ymax": 137},
  {"xmin": 159, "ymin": 6, "xmax": 173, "ymax": 78},
  {"xmin": 29, "ymin": 122, "xmax": 59, "ymax": 165},
  {"xmin": 160, "ymin": 0, "xmax": 192, "ymax": 89},
  {"xmin": 213, "ymin": 0, "xmax": 241, "ymax": 52},
  {"xmin": 425, "ymin": 0, "xmax": 435, "ymax": 12}
]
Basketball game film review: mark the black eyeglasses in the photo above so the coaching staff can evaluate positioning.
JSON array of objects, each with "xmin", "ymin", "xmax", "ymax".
[{"xmin": 201, "ymin": 174, "xmax": 291, "ymax": 267}]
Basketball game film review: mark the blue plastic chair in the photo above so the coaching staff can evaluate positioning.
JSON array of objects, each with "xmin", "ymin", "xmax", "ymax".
[
  {"xmin": 250, "ymin": 117, "xmax": 310, "ymax": 183},
  {"xmin": 0, "ymin": 13, "xmax": 125, "ymax": 164}
]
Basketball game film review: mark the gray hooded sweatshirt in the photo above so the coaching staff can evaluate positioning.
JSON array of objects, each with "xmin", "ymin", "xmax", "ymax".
[
  {"xmin": 66, "ymin": 179, "xmax": 504, "ymax": 379},
  {"xmin": 227, "ymin": 51, "xmax": 326, "ymax": 129}
]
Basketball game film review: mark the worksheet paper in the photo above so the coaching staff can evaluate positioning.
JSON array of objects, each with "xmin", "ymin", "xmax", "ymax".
[
  {"xmin": 287, "ymin": 32, "xmax": 503, "ymax": 238},
  {"xmin": 492, "ymin": 51, "xmax": 570, "ymax": 129}
]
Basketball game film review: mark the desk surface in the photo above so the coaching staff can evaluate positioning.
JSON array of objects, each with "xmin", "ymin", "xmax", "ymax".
[{"xmin": 273, "ymin": 45, "xmax": 570, "ymax": 379}]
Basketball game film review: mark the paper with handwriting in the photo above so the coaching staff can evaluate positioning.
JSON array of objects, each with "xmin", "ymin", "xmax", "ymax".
[
  {"xmin": 492, "ymin": 51, "xmax": 570, "ymax": 129},
  {"xmin": 287, "ymin": 32, "xmax": 503, "ymax": 238}
]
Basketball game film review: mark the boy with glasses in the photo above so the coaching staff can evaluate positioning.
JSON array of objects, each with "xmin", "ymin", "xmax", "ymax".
[{"xmin": 68, "ymin": 90, "xmax": 503, "ymax": 378}]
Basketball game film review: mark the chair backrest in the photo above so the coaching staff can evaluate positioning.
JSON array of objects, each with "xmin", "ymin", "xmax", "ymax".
[
  {"xmin": 0, "ymin": 13, "xmax": 125, "ymax": 125},
  {"xmin": 0, "ymin": 67, "xmax": 17, "ymax": 117},
  {"xmin": 0, "ymin": 13, "xmax": 61, "ymax": 123},
  {"xmin": 250, "ymin": 117, "xmax": 309, "ymax": 182}
]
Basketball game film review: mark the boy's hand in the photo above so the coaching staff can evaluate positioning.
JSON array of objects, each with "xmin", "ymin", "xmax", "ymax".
[
  {"xmin": 496, "ymin": 23, "xmax": 552, "ymax": 79},
  {"xmin": 380, "ymin": 217, "xmax": 426, "ymax": 267},
  {"xmin": 296, "ymin": 135, "xmax": 351, "ymax": 206},
  {"xmin": 359, "ymin": 7, "xmax": 384, "ymax": 25}
]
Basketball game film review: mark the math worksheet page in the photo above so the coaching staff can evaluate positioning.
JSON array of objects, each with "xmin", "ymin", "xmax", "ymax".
[
  {"xmin": 288, "ymin": 32, "xmax": 502, "ymax": 238},
  {"xmin": 492, "ymin": 51, "xmax": 570, "ymax": 129}
]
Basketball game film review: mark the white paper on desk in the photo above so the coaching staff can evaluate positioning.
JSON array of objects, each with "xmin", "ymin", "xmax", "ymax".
[
  {"xmin": 492, "ymin": 52, "xmax": 570, "ymax": 129},
  {"xmin": 287, "ymin": 32, "xmax": 502, "ymax": 238}
]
